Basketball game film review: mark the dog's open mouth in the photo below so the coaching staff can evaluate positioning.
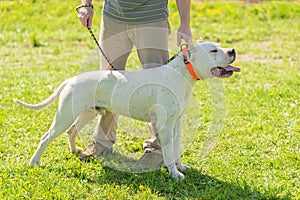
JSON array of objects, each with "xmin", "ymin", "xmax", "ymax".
[{"xmin": 211, "ymin": 65, "xmax": 241, "ymax": 78}]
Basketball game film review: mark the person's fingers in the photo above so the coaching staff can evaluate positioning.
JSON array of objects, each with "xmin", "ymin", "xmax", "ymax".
[
  {"xmin": 177, "ymin": 32, "xmax": 192, "ymax": 46},
  {"xmin": 78, "ymin": 12, "xmax": 88, "ymax": 28},
  {"xmin": 80, "ymin": 19, "xmax": 87, "ymax": 28},
  {"xmin": 77, "ymin": 7, "xmax": 94, "ymax": 29}
]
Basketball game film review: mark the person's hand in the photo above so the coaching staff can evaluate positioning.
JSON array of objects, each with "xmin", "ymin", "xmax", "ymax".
[
  {"xmin": 177, "ymin": 25, "xmax": 192, "ymax": 46},
  {"xmin": 78, "ymin": 7, "xmax": 94, "ymax": 28}
]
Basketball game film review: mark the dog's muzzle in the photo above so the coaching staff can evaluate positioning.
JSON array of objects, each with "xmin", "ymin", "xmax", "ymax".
[{"xmin": 211, "ymin": 49, "xmax": 240, "ymax": 78}]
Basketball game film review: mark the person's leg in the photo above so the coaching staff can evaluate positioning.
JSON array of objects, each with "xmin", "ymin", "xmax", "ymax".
[
  {"xmin": 130, "ymin": 20, "xmax": 170, "ymax": 171},
  {"xmin": 79, "ymin": 16, "xmax": 133, "ymax": 159},
  {"xmin": 135, "ymin": 20, "xmax": 170, "ymax": 69},
  {"xmin": 100, "ymin": 16, "xmax": 133, "ymax": 70}
]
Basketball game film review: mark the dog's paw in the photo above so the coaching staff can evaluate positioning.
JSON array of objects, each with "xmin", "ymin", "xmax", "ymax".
[
  {"xmin": 168, "ymin": 164, "xmax": 185, "ymax": 180},
  {"xmin": 29, "ymin": 159, "xmax": 40, "ymax": 167},
  {"xmin": 75, "ymin": 146, "xmax": 84, "ymax": 153},
  {"xmin": 177, "ymin": 163, "xmax": 190, "ymax": 171},
  {"xmin": 171, "ymin": 171, "xmax": 185, "ymax": 180}
]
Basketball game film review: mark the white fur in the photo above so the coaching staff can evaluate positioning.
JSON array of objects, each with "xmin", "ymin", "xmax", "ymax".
[{"xmin": 15, "ymin": 43, "xmax": 236, "ymax": 180}]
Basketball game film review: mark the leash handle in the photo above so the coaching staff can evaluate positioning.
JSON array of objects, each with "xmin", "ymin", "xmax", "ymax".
[{"xmin": 87, "ymin": 21, "xmax": 117, "ymax": 70}]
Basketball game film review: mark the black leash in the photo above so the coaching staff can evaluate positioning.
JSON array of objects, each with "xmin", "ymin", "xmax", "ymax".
[
  {"xmin": 163, "ymin": 54, "xmax": 177, "ymax": 65},
  {"xmin": 87, "ymin": 26, "xmax": 117, "ymax": 70},
  {"xmin": 163, "ymin": 44, "xmax": 188, "ymax": 65},
  {"xmin": 88, "ymin": 24, "xmax": 186, "ymax": 69},
  {"xmin": 76, "ymin": 4, "xmax": 117, "ymax": 70}
]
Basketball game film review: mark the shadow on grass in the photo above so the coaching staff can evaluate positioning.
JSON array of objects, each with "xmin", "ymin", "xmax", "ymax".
[
  {"xmin": 78, "ymin": 153, "xmax": 283, "ymax": 200},
  {"xmin": 99, "ymin": 168, "xmax": 265, "ymax": 199}
]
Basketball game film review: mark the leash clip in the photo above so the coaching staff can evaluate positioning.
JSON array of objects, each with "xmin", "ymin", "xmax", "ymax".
[
  {"xmin": 181, "ymin": 44, "xmax": 189, "ymax": 62},
  {"xmin": 180, "ymin": 44, "xmax": 188, "ymax": 52}
]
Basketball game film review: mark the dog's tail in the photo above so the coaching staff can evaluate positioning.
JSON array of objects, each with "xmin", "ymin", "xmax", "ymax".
[{"xmin": 14, "ymin": 80, "xmax": 68, "ymax": 110}]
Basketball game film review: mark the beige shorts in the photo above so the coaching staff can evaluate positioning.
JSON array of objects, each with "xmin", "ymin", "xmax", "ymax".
[{"xmin": 99, "ymin": 16, "xmax": 170, "ymax": 70}]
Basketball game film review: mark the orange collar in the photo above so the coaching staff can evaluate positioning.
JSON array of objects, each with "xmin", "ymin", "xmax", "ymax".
[{"xmin": 182, "ymin": 47, "xmax": 200, "ymax": 81}]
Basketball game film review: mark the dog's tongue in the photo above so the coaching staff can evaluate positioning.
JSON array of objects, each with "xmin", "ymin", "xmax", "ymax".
[{"xmin": 224, "ymin": 65, "xmax": 240, "ymax": 72}]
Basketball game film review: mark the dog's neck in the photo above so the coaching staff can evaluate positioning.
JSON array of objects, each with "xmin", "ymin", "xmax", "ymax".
[
  {"xmin": 166, "ymin": 55, "xmax": 200, "ymax": 86},
  {"xmin": 181, "ymin": 47, "xmax": 200, "ymax": 81}
]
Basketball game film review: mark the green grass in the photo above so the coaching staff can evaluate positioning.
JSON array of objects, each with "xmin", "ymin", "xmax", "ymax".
[{"xmin": 0, "ymin": 0, "xmax": 299, "ymax": 199}]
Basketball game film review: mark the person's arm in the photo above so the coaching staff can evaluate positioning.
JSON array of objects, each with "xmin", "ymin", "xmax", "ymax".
[
  {"xmin": 77, "ymin": 0, "xmax": 94, "ymax": 28},
  {"xmin": 175, "ymin": 0, "xmax": 192, "ymax": 46}
]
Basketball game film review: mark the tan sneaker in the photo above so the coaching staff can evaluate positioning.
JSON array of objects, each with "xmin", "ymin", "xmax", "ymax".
[
  {"xmin": 130, "ymin": 150, "xmax": 164, "ymax": 172},
  {"xmin": 78, "ymin": 140, "xmax": 112, "ymax": 160}
]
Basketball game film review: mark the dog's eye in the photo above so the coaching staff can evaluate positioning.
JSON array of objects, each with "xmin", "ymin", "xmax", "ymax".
[{"xmin": 210, "ymin": 49, "xmax": 218, "ymax": 53}]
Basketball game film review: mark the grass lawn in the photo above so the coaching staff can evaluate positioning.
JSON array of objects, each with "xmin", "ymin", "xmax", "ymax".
[{"xmin": 0, "ymin": 0, "xmax": 299, "ymax": 199}]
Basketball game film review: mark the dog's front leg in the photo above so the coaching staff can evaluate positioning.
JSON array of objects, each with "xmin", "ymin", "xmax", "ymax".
[
  {"xmin": 159, "ymin": 124, "xmax": 185, "ymax": 180},
  {"xmin": 174, "ymin": 119, "xmax": 190, "ymax": 171}
]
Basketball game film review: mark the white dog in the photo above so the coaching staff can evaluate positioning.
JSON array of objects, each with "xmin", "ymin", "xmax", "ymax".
[{"xmin": 15, "ymin": 42, "xmax": 240, "ymax": 180}]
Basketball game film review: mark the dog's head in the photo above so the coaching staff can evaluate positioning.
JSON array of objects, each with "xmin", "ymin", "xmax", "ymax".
[{"xmin": 188, "ymin": 42, "xmax": 240, "ymax": 79}]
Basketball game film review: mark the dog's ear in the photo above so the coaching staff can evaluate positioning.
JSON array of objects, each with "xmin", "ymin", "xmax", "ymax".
[
  {"xmin": 197, "ymin": 37, "xmax": 203, "ymax": 43},
  {"xmin": 187, "ymin": 40, "xmax": 195, "ymax": 59},
  {"xmin": 187, "ymin": 47, "xmax": 197, "ymax": 60}
]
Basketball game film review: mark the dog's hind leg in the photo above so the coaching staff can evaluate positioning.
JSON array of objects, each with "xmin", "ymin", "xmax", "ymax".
[
  {"xmin": 67, "ymin": 109, "xmax": 98, "ymax": 153},
  {"xmin": 29, "ymin": 110, "xmax": 77, "ymax": 166}
]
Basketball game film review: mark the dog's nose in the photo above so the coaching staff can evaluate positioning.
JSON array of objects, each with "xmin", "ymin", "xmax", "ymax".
[
  {"xmin": 228, "ymin": 48, "xmax": 236, "ymax": 62},
  {"xmin": 228, "ymin": 49, "xmax": 235, "ymax": 56}
]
